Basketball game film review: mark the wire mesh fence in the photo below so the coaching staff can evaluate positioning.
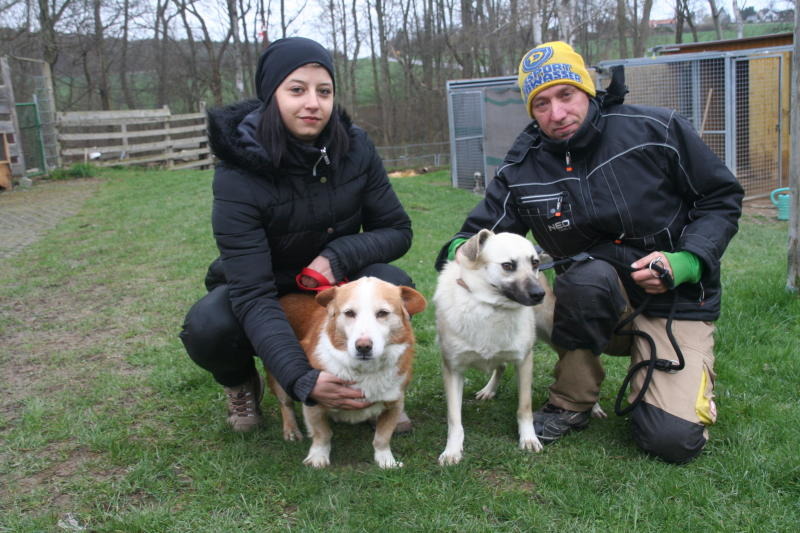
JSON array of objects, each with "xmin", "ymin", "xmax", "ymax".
[
  {"xmin": 597, "ymin": 49, "xmax": 789, "ymax": 199},
  {"xmin": 376, "ymin": 141, "xmax": 450, "ymax": 171}
]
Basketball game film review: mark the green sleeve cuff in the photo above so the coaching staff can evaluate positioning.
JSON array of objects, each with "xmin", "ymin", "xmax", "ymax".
[
  {"xmin": 447, "ymin": 238, "xmax": 468, "ymax": 261},
  {"xmin": 662, "ymin": 251, "xmax": 702, "ymax": 287}
]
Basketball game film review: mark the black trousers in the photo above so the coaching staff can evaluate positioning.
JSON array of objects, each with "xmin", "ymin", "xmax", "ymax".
[{"xmin": 179, "ymin": 263, "xmax": 413, "ymax": 387}]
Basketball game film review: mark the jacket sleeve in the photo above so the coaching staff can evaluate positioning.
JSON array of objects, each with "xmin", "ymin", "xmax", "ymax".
[
  {"xmin": 212, "ymin": 165, "xmax": 319, "ymax": 403},
  {"xmin": 434, "ymin": 169, "xmax": 530, "ymax": 270},
  {"xmin": 668, "ymin": 112, "xmax": 743, "ymax": 278},
  {"xmin": 319, "ymin": 136, "xmax": 413, "ymax": 280}
]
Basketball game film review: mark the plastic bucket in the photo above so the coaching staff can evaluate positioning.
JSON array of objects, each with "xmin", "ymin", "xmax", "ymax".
[{"xmin": 770, "ymin": 187, "xmax": 792, "ymax": 221}]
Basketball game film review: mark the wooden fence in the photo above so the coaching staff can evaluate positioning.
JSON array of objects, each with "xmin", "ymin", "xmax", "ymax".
[{"xmin": 57, "ymin": 106, "xmax": 211, "ymax": 170}]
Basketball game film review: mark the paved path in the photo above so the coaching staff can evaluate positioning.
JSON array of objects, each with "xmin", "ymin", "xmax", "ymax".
[{"xmin": 0, "ymin": 178, "xmax": 102, "ymax": 261}]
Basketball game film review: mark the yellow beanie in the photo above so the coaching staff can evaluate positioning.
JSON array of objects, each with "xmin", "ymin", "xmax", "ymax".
[{"xmin": 518, "ymin": 41, "xmax": 596, "ymax": 118}]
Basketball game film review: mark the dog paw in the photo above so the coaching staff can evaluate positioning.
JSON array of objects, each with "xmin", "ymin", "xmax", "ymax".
[
  {"xmin": 438, "ymin": 449, "xmax": 463, "ymax": 466},
  {"xmin": 520, "ymin": 436, "xmax": 544, "ymax": 453},
  {"xmin": 283, "ymin": 426, "xmax": 304, "ymax": 441},
  {"xmin": 591, "ymin": 402, "xmax": 607, "ymax": 419},
  {"xmin": 474, "ymin": 388, "xmax": 496, "ymax": 401},
  {"xmin": 303, "ymin": 449, "xmax": 330, "ymax": 468},
  {"xmin": 375, "ymin": 450, "xmax": 403, "ymax": 469}
]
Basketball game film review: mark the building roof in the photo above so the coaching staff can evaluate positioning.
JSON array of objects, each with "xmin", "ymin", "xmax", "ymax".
[{"xmin": 652, "ymin": 32, "xmax": 793, "ymax": 55}]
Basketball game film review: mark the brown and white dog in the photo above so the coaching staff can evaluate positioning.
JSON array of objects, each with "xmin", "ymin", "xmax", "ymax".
[{"xmin": 272, "ymin": 277, "xmax": 427, "ymax": 469}]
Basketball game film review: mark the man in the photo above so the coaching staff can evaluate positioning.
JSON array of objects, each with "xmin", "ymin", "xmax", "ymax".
[{"xmin": 435, "ymin": 41, "xmax": 743, "ymax": 463}]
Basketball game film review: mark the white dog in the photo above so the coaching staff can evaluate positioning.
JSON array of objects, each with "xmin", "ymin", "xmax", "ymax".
[{"xmin": 435, "ymin": 229, "xmax": 551, "ymax": 465}]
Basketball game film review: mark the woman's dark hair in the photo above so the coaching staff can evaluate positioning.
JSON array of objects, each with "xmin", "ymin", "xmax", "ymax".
[{"xmin": 256, "ymin": 100, "xmax": 350, "ymax": 168}]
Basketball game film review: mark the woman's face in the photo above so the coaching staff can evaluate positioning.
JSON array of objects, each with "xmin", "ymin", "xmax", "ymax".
[{"xmin": 274, "ymin": 64, "xmax": 334, "ymax": 142}]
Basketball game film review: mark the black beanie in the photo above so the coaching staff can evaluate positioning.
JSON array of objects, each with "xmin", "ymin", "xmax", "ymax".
[{"xmin": 255, "ymin": 37, "xmax": 336, "ymax": 105}]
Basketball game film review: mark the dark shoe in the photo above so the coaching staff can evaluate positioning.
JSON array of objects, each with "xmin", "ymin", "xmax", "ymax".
[
  {"xmin": 534, "ymin": 403, "xmax": 591, "ymax": 444},
  {"xmin": 223, "ymin": 373, "xmax": 264, "ymax": 432}
]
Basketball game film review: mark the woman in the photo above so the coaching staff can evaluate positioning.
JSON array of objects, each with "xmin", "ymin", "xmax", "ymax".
[{"xmin": 180, "ymin": 37, "xmax": 414, "ymax": 433}]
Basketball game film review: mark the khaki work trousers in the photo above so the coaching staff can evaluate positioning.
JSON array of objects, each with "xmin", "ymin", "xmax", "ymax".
[{"xmin": 549, "ymin": 314, "xmax": 717, "ymax": 434}]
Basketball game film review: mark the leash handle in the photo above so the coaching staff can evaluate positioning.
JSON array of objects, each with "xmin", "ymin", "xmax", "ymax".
[
  {"xmin": 648, "ymin": 258, "xmax": 675, "ymax": 290},
  {"xmin": 295, "ymin": 267, "xmax": 348, "ymax": 292}
]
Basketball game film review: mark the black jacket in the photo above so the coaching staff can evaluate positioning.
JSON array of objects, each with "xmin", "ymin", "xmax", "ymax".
[
  {"xmin": 206, "ymin": 100, "xmax": 412, "ymax": 402},
  {"xmin": 436, "ymin": 99, "xmax": 743, "ymax": 320}
]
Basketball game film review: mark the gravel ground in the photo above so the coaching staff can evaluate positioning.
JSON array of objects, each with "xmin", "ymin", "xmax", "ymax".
[{"xmin": 0, "ymin": 178, "xmax": 103, "ymax": 261}]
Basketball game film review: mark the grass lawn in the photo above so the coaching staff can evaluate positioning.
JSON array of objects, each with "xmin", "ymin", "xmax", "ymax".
[{"xmin": 1, "ymin": 167, "xmax": 798, "ymax": 532}]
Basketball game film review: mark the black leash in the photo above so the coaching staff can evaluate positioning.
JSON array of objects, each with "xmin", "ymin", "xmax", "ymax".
[
  {"xmin": 612, "ymin": 282, "xmax": 684, "ymax": 416},
  {"xmin": 540, "ymin": 253, "xmax": 686, "ymax": 416}
]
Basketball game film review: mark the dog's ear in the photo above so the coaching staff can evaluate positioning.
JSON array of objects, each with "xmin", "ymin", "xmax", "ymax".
[
  {"xmin": 400, "ymin": 286, "xmax": 427, "ymax": 316},
  {"xmin": 460, "ymin": 229, "xmax": 493, "ymax": 263},
  {"xmin": 316, "ymin": 287, "xmax": 337, "ymax": 307}
]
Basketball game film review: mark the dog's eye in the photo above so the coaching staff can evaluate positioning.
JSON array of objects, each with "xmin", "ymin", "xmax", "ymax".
[
  {"xmin": 344, "ymin": 309, "xmax": 356, "ymax": 318},
  {"xmin": 531, "ymin": 258, "xmax": 540, "ymax": 269},
  {"xmin": 376, "ymin": 309, "xmax": 389, "ymax": 319},
  {"xmin": 501, "ymin": 261, "xmax": 516, "ymax": 272}
]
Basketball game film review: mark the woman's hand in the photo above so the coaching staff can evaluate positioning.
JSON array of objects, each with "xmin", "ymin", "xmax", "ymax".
[
  {"xmin": 298, "ymin": 255, "xmax": 335, "ymax": 288},
  {"xmin": 630, "ymin": 252, "xmax": 672, "ymax": 295},
  {"xmin": 310, "ymin": 371, "xmax": 372, "ymax": 410}
]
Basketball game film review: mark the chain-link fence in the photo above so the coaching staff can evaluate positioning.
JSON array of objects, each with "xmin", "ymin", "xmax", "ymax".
[{"xmin": 376, "ymin": 141, "xmax": 450, "ymax": 171}]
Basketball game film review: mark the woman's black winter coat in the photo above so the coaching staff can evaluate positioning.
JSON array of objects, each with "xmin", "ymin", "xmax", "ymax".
[{"xmin": 204, "ymin": 99, "xmax": 412, "ymax": 402}]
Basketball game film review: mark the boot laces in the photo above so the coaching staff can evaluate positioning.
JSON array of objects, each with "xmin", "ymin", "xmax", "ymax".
[{"xmin": 227, "ymin": 384, "xmax": 258, "ymax": 416}]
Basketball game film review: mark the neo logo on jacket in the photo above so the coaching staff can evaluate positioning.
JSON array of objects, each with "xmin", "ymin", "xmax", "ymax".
[{"xmin": 547, "ymin": 219, "xmax": 571, "ymax": 232}]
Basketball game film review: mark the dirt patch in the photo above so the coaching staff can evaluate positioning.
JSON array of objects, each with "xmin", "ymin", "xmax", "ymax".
[{"xmin": 742, "ymin": 197, "xmax": 786, "ymax": 224}]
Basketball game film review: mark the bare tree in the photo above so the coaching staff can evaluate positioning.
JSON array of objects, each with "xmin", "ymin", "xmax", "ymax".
[
  {"xmin": 732, "ymin": 0, "xmax": 744, "ymax": 39},
  {"xmin": 674, "ymin": 0, "xmax": 699, "ymax": 43},
  {"xmin": 227, "ymin": 0, "xmax": 245, "ymax": 100},
  {"xmin": 616, "ymin": 0, "xmax": 629, "ymax": 57},
  {"xmin": 154, "ymin": 0, "xmax": 175, "ymax": 108},
  {"xmin": 91, "ymin": 0, "xmax": 111, "ymax": 109},
  {"xmin": 36, "ymin": 0, "xmax": 75, "ymax": 69},
  {"xmin": 174, "ymin": 0, "xmax": 234, "ymax": 107},
  {"xmin": 119, "ymin": 0, "xmax": 137, "ymax": 108},
  {"xmin": 556, "ymin": 0, "xmax": 574, "ymax": 43},
  {"xmin": 706, "ymin": 0, "xmax": 723, "ymax": 40},
  {"xmin": 632, "ymin": 0, "xmax": 653, "ymax": 57}
]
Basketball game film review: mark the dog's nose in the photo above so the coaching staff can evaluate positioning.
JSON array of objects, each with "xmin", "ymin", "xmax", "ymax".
[
  {"xmin": 528, "ymin": 286, "xmax": 545, "ymax": 304},
  {"xmin": 355, "ymin": 337, "xmax": 373, "ymax": 358}
]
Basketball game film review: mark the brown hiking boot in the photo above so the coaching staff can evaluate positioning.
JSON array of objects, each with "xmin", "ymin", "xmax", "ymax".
[{"xmin": 223, "ymin": 373, "xmax": 264, "ymax": 432}]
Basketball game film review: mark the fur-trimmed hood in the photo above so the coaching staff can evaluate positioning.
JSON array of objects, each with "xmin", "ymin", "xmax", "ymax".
[{"xmin": 206, "ymin": 99, "xmax": 354, "ymax": 175}]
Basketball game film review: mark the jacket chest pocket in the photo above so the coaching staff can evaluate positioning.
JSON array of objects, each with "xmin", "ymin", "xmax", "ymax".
[{"xmin": 516, "ymin": 192, "xmax": 596, "ymax": 257}]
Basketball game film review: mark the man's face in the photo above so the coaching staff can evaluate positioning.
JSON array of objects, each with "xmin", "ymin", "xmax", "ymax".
[{"xmin": 530, "ymin": 84, "xmax": 590, "ymax": 140}]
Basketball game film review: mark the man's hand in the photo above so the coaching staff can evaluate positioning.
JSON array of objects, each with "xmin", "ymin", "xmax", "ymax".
[
  {"xmin": 298, "ymin": 256, "xmax": 335, "ymax": 288},
  {"xmin": 630, "ymin": 252, "xmax": 673, "ymax": 295},
  {"xmin": 309, "ymin": 371, "xmax": 372, "ymax": 410}
]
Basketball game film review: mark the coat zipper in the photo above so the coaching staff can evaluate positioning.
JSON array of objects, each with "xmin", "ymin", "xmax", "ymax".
[{"xmin": 312, "ymin": 146, "xmax": 330, "ymax": 177}]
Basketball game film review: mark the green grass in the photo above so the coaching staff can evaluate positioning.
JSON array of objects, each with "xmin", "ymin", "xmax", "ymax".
[{"xmin": 1, "ymin": 168, "xmax": 798, "ymax": 531}]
